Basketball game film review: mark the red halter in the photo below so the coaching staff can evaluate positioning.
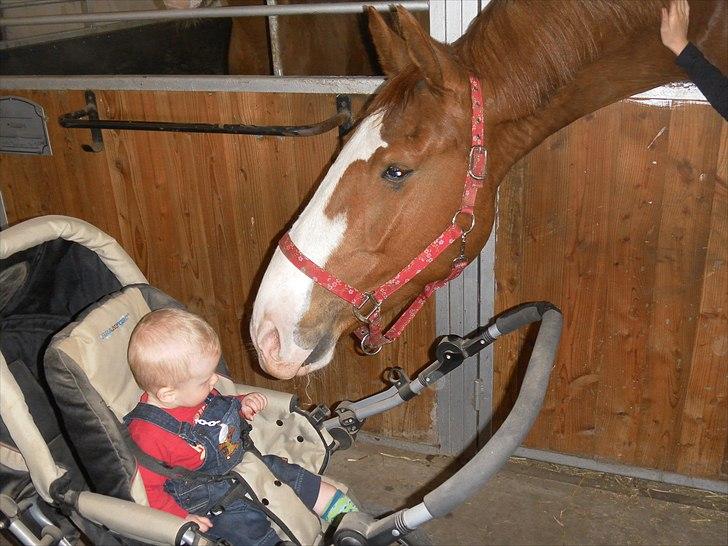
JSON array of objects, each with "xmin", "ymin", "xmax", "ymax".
[{"xmin": 279, "ymin": 76, "xmax": 487, "ymax": 355}]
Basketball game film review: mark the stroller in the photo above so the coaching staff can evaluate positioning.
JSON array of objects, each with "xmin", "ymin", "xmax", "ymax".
[{"xmin": 0, "ymin": 215, "xmax": 563, "ymax": 546}]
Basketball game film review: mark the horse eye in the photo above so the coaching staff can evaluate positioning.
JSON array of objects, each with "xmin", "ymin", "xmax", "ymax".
[{"xmin": 381, "ymin": 165, "xmax": 413, "ymax": 185}]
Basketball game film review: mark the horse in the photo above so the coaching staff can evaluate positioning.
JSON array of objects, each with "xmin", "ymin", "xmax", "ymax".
[
  {"xmin": 163, "ymin": 0, "xmax": 429, "ymax": 75},
  {"xmin": 249, "ymin": 0, "xmax": 727, "ymax": 380}
]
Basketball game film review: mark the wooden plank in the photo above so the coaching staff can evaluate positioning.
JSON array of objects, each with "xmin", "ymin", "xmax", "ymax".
[
  {"xmin": 542, "ymin": 107, "xmax": 618, "ymax": 457},
  {"xmin": 634, "ymin": 104, "xmax": 722, "ymax": 472},
  {"xmin": 492, "ymin": 157, "xmax": 527, "ymax": 434},
  {"xmin": 674, "ymin": 120, "xmax": 728, "ymax": 479},
  {"xmin": 494, "ymin": 99, "xmax": 727, "ymax": 479},
  {"xmin": 592, "ymin": 102, "xmax": 671, "ymax": 465},
  {"xmin": 0, "ymin": 89, "xmax": 436, "ymax": 443}
]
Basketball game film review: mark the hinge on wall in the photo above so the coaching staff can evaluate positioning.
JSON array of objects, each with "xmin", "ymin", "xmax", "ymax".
[
  {"xmin": 58, "ymin": 90, "xmax": 104, "ymax": 153},
  {"xmin": 473, "ymin": 378, "xmax": 486, "ymax": 412}
]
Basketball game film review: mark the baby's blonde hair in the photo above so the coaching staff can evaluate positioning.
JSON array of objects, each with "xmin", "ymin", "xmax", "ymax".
[{"xmin": 128, "ymin": 308, "xmax": 221, "ymax": 392}]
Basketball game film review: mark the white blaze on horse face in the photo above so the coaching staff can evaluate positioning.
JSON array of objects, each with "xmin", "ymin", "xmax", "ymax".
[{"xmin": 252, "ymin": 113, "xmax": 388, "ymax": 377}]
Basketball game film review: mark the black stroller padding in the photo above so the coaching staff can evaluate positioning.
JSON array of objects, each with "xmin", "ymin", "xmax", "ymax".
[
  {"xmin": 1, "ymin": 238, "xmax": 123, "ymax": 379},
  {"xmin": 0, "ymin": 358, "xmax": 86, "ymax": 499}
]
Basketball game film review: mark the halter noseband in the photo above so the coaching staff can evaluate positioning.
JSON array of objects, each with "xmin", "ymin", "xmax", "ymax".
[{"xmin": 279, "ymin": 75, "xmax": 487, "ymax": 355}]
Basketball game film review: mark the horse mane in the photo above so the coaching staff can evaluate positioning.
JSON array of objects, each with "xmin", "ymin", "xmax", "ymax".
[
  {"xmin": 367, "ymin": 66, "xmax": 423, "ymax": 119},
  {"xmin": 456, "ymin": 0, "xmax": 667, "ymax": 112},
  {"xmin": 367, "ymin": 1, "xmax": 668, "ymax": 120}
]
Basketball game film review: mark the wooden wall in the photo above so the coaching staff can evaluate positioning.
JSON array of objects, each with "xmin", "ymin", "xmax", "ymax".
[
  {"xmin": 0, "ymin": 89, "xmax": 437, "ymax": 444},
  {"xmin": 3, "ymin": 88, "xmax": 726, "ymax": 479},
  {"xmin": 495, "ymin": 99, "xmax": 727, "ymax": 480}
]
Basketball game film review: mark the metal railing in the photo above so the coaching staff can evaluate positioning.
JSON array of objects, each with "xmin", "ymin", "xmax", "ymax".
[{"xmin": 0, "ymin": 1, "xmax": 429, "ymax": 27}]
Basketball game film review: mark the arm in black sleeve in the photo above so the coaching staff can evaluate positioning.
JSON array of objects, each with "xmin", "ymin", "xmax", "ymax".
[{"xmin": 675, "ymin": 42, "xmax": 728, "ymax": 121}]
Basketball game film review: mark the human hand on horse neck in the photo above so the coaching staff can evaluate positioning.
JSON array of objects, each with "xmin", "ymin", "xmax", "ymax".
[{"xmin": 661, "ymin": 0, "xmax": 690, "ymax": 55}]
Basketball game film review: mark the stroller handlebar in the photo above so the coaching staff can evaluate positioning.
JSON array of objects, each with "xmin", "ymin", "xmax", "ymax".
[
  {"xmin": 421, "ymin": 306, "xmax": 563, "ymax": 518},
  {"xmin": 331, "ymin": 303, "xmax": 563, "ymax": 546}
]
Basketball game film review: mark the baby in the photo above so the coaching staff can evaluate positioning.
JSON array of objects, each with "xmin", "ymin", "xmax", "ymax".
[{"xmin": 125, "ymin": 308, "xmax": 356, "ymax": 545}]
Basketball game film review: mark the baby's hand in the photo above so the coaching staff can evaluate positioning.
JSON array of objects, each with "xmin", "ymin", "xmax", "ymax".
[
  {"xmin": 184, "ymin": 514, "xmax": 212, "ymax": 532},
  {"xmin": 240, "ymin": 392, "xmax": 268, "ymax": 420}
]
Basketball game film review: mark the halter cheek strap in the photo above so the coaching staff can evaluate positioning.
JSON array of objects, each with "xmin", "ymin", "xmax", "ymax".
[{"xmin": 279, "ymin": 75, "xmax": 487, "ymax": 355}]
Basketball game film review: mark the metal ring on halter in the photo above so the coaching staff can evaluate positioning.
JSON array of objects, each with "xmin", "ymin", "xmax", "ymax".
[
  {"xmin": 359, "ymin": 333, "xmax": 382, "ymax": 356},
  {"xmin": 353, "ymin": 292, "xmax": 381, "ymax": 323},
  {"xmin": 451, "ymin": 210, "xmax": 476, "ymax": 236}
]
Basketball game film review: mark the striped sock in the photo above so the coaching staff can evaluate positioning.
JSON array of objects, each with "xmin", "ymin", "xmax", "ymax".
[{"xmin": 321, "ymin": 490, "xmax": 358, "ymax": 523}]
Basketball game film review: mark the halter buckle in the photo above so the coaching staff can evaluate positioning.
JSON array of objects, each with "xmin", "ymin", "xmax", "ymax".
[
  {"xmin": 353, "ymin": 292, "xmax": 381, "ymax": 324},
  {"xmin": 359, "ymin": 332, "xmax": 383, "ymax": 356},
  {"xmin": 468, "ymin": 145, "xmax": 487, "ymax": 180}
]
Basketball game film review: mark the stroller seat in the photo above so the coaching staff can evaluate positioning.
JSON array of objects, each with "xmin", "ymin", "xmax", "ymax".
[{"xmin": 43, "ymin": 283, "xmax": 336, "ymax": 545}]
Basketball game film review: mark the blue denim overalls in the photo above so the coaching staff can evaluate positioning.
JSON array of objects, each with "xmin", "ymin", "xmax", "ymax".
[{"xmin": 125, "ymin": 394, "xmax": 320, "ymax": 546}]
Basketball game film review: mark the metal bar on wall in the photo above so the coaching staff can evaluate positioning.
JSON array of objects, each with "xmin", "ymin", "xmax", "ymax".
[
  {"xmin": 0, "ymin": 75, "xmax": 385, "ymax": 94},
  {"xmin": 0, "ymin": 188, "xmax": 8, "ymax": 230},
  {"xmin": 515, "ymin": 447, "xmax": 728, "ymax": 494},
  {"xmin": 59, "ymin": 100, "xmax": 352, "ymax": 137},
  {"xmin": 1, "ymin": 0, "xmax": 71, "ymax": 8},
  {"xmin": 0, "ymin": 1, "xmax": 429, "ymax": 26}
]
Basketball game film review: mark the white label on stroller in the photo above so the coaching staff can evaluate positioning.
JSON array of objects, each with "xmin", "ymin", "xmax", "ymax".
[{"xmin": 99, "ymin": 313, "xmax": 130, "ymax": 340}]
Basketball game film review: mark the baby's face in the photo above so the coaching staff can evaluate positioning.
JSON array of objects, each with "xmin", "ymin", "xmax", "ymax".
[{"xmin": 172, "ymin": 350, "xmax": 220, "ymax": 407}]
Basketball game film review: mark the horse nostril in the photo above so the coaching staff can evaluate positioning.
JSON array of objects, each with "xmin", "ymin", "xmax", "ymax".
[{"xmin": 258, "ymin": 319, "xmax": 281, "ymax": 364}]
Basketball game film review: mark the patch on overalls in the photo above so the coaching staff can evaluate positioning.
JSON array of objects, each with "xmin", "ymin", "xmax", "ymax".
[{"xmin": 218, "ymin": 423, "xmax": 241, "ymax": 459}]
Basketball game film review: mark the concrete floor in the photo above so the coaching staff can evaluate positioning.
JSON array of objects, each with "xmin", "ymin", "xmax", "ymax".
[{"xmin": 326, "ymin": 439, "xmax": 728, "ymax": 546}]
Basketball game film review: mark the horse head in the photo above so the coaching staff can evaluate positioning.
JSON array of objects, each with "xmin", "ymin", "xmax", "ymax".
[{"xmin": 251, "ymin": 7, "xmax": 497, "ymax": 379}]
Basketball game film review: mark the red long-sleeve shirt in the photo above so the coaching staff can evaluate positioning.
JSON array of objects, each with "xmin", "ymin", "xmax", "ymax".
[{"xmin": 128, "ymin": 391, "xmax": 235, "ymax": 517}]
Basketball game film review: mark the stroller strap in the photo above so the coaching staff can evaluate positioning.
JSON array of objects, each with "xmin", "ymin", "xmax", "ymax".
[
  {"xmin": 120, "ymin": 424, "xmax": 221, "ymax": 484},
  {"xmin": 123, "ymin": 402, "xmax": 196, "ymax": 440}
]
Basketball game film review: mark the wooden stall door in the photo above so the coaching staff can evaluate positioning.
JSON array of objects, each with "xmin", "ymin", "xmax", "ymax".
[
  {"xmin": 0, "ymin": 88, "xmax": 436, "ymax": 444},
  {"xmin": 495, "ymin": 99, "xmax": 727, "ymax": 480}
]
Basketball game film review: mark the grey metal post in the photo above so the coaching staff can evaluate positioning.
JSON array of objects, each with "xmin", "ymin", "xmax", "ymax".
[
  {"xmin": 431, "ymin": 0, "xmax": 491, "ymax": 457},
  {"xmin": 266, "ymin": 0, "xmax": 284, "ymax": 76}
]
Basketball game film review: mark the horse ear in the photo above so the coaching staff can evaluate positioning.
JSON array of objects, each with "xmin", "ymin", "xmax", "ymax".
[
  {"xmin": 367, "ymin": 7, "xmax": 410, "ymax": 77},
  {"xmin": 395, "ymin": 6, "xmax": 453, "ymax": 91}
]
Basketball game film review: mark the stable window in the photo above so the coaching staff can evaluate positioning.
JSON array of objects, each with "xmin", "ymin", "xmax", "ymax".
[{"xmin": 0, "ymin": 0, "xmax": 428, "ymax": 77}]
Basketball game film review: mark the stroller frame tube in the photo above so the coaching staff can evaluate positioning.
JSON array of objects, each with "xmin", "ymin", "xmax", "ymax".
[
  {"xmin": 0, "ymin": 494, "xmax": 67, "ymax": 546},
  {"xmin": 330, "ymin": 303, "xmax": 563, "ymax": 546}
]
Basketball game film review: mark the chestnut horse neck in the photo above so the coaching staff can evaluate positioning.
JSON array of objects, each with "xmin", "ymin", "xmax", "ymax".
[
  {"xmin": 454, "ymin": 0, "xmax": 713, "ymax": 183},
  {"xmin": 279, "ymin": 76, "xmax": 487, "ymax": 354}
]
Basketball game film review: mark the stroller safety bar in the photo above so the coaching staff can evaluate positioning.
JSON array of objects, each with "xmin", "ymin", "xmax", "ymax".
[
  {"xmin": 329, "ymin": 302, "xmax": 563, "ymax": 546},
  {"xmin": 66, "ymin": 492, "xmax": 220, "ymax": 546},
  {"xmin": 324, "ymin": 302, "xmax": 559, "ymax": 433}
]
